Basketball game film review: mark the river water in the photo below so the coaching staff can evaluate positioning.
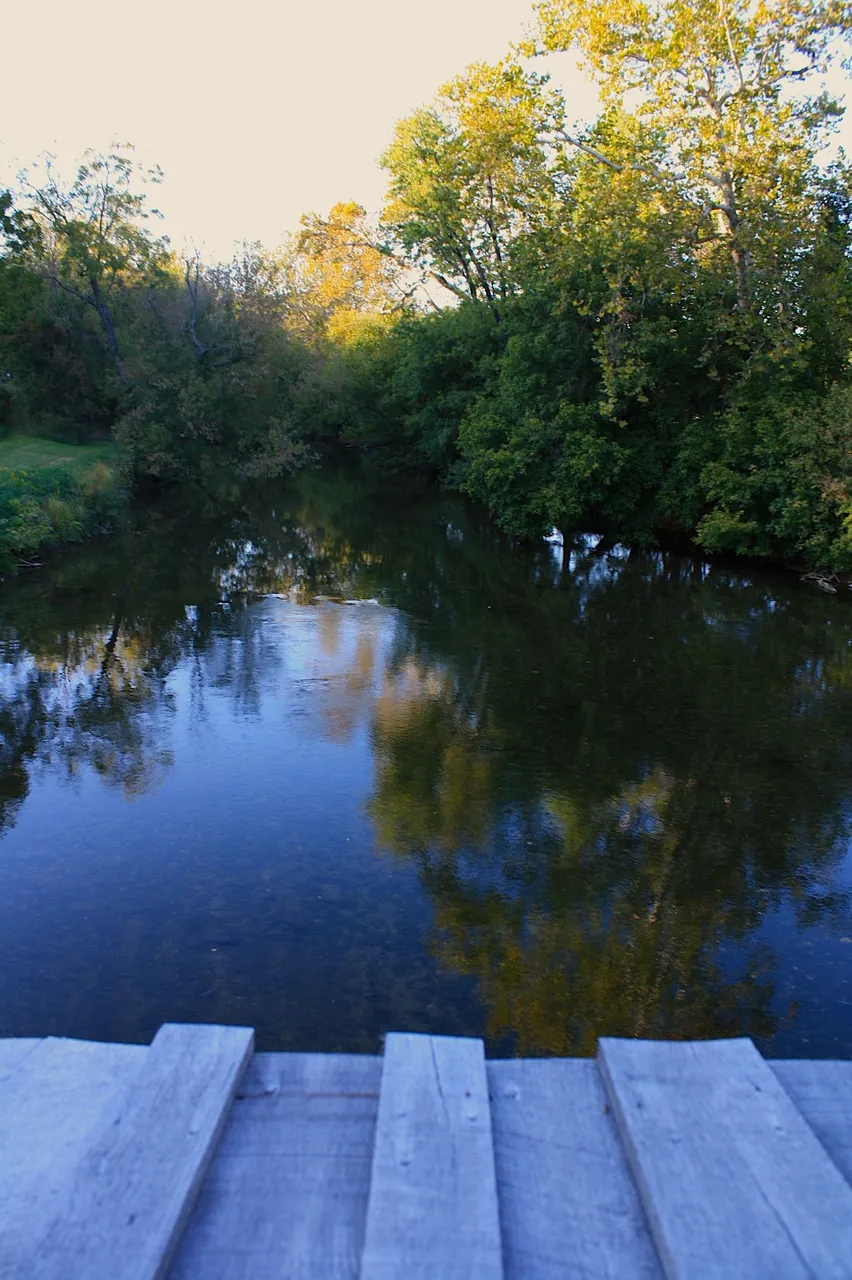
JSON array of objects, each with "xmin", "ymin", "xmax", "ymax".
[{"xmin": 1, "ymin": 459, "xmax": 851, "ymax": 1055}]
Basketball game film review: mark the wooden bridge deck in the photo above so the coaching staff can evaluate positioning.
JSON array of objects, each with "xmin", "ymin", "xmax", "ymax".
[{"xmin": 1, "ymin": 1027, "xmax": 851, "ymax": 1278}]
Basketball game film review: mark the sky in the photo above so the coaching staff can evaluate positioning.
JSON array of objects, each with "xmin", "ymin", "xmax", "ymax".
[{"xmin": 2, "ymin": 0, "xmax": 599, "ymax": 259}]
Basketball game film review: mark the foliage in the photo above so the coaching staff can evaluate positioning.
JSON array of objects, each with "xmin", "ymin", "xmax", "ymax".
[
  {"xmin": 0, "ymin": 457, "xmax": 126, "ymax": 571},
  {"xmin": 381, "ymin": 61, "xmax": 565, "ymax": 308},
  {"xmin": 691, "ymin": 384, "xmax": 852, "ymax": 569},
  {"xmin": 334, "ymin": 302, "xmax": 505, "ymax": 471},
  {"xmin": 113, "ymin": 243, "xmax": 315, "ymax": 481},
  {"xmin": 4, "ymin": 0, "xmax": 852, "ymax": 573},
  {"xmin": 0, "ymin": 234, "xmax": 117, "ymax": 440},
  {"xmin": 531, "ymin": 0, "xmax": 852, "ymax": 308},
  {"xmin": 18, "ymin": 146, "xmax": 170, "ymax": 387},
  {"xmin": 323, "ymin": 12, "xmax": 852, "ymax": 572},
  {"xmin": 296, "ymin": 202, "xmax": 410, "ymax": 339},
  {"xmin": 2, "ymin": 156, "xmax": 315, "ymax": 488}
]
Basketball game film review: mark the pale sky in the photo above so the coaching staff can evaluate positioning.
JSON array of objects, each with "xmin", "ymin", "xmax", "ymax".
[
  {"xmin": 5, "ymin": 1, "xmax": 851, "ymax": 261},
  {"xmin": 2, "ymin": 0, "xmax": 599, "ymax": 259}
]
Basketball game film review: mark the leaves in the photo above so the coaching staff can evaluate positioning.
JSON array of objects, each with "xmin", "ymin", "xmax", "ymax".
[
  {"xmin": 381, "ymin": 61, "xmax": 565, "ymax": 306},
  {"xmin": 534, "ymin": 0, "xmax": 852, "ymax": 310}
]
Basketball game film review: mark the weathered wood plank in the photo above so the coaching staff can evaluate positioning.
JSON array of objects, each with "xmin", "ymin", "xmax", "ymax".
[
  {"xmin": 599, "ymin": 1036, "xmax": 852, "ymax": 1280},
  {"xmin": 0, "ymin": 1035, "xmax": 148, "ymax": 1265},
  {"xmin": 488, "ymin": 1058, "xmax": 661, "ymax": 1279},
  {"xmin": 172, "ymin": 1053, "xmax": 381, "ymax": 1280},
  {"xmin": 11, "ymin": 1023, "xmax": 253, "ymax": 1280},
  {"xmin": 0, "ymin": 1036, "xmax": 43, "ymax": 1080},
  {"xmin": 360, "ymin": 1033, "xmax": 503, "ymax": 1280},
  {"xmin": 770, "ymin": 1059, "xmax": 852, "ymax": 1186}
]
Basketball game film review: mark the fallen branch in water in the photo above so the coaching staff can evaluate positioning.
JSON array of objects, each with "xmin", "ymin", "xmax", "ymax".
[{"xmin": 800, "ymin": 571, "xmax": 840, "ymax": 594}]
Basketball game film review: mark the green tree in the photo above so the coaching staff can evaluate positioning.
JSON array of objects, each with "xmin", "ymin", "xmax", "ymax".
[
  {"xmin": 531, "ymin": 0, "xmax": 852, "ymax": 309},
  {"xmin": 116, "ymin": 241, "xmax": 313, "ymax": 480},
  {"xmin": 1, "ymin": 187, "xmax": 118, "ymax": 440},
  {"xmin": 381, "ymin": 61, "xmax": 565, "ymax": 310},
  {"xmin": 19, "ymin": 145, "xmax": 168, "ymax": 385}
]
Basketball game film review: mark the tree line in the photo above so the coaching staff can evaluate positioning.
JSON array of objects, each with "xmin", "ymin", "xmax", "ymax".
[{"xmin": 3, "ymin": 0, "xmax": 852, "ymax": 571}]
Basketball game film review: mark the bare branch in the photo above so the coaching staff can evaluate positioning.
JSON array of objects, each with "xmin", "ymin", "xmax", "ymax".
[
  {"xmin": 719, "ymin": 0, "xmax": 746, "ymax": 93},
  {"xmin": 549, "ymin": 129, "xmax": 623, "ymax": 171},
  {"xmin": 183, "ymin": 250, "xmax": 208, "ymax": 358},
  {"xmin": 547, "ymin": 129, "xmax": 687, "ymax": 185}
]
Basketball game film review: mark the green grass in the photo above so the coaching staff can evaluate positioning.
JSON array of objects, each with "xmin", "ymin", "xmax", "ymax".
[{"xmin": 0, "ymin": 434, "xmax": 120, "ymax": 473}]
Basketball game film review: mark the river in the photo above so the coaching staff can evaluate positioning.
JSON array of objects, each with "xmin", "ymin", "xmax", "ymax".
[{"xmin": 1, "ymin": 458, "xmax": 851, "ymax": 1055}]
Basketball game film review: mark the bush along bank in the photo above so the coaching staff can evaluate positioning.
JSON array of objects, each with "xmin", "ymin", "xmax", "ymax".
[{"xmin": 0, "ymin": 459, "xmax": 128, "ymax": 573}]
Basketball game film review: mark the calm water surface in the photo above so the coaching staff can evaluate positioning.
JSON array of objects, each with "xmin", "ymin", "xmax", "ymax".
[{"xmin": 1, "ymin": 460, "xmax": 851, "ymax": 1055}]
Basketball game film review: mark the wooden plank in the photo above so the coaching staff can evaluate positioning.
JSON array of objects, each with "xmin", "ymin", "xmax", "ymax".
[
  {"xmin": 0, "ymin": 1036, "xmax": 43, "ymax": 1080},
  {"xmin": 0, "ymin": 1036, "xmax": 148, "ymax": 1262},
  {"xmin": 770, "ymin": 1059, "xmax": 852, "ymax": 1186},
  {"xmin": 10, "ymin": 1023, "xmax": 253, "ymax": 1280},
  {"xmin": 599, "ymin": 1036, "xmax": 852, "ymax": 1280},
  {"xmin": 172, "ymin": 1052, "xmax": 382, "ymax": 1280},
  {"xmin": 488, "ymin": 1058, "xmax": 661, "ymax": 1279},
  {"xmin": 360, "ymin": 1033, "xmax": 503, "ymax": 1280}
]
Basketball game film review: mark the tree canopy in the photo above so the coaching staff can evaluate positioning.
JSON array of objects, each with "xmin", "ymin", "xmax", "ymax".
[
  {"xmin": 2, "ymin": 3, "xmax": 852, "ymax": 574},
  {"xmin": 381, "ymin": 61, "xmax": 565, "ymax": 309},
  {"xmin": 533, "ymin": 0, "xmax": 852, "ymax": 303}
]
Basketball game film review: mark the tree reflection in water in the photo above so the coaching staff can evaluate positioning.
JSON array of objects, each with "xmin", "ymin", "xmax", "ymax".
[{"xmin": 1, "ymin": 459, "xmax": 850, "ymax": 1053}]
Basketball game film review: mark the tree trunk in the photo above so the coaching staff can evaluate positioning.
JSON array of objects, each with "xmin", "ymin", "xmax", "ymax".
[
  {"xmin": 485, "ymin": 176, "xmax": 508, "ymax": 299},
  {"xmin": 90, "ymin": 276, "xmax": 131, "ymax": 387},
  {"xmin": 730, "ymin": 241, "xmax": 751, "ymax": 310},
  {"xmin": 714, "ymin": 174, "xmax": 750, "ymax": 309},
  {"xmin": 184, "ymin": 257, "xmax": 208, "ymax": 358}
]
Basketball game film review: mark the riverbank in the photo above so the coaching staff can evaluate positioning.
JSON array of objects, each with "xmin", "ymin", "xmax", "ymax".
[
  {"xmin": 0, "ymin": 434, "xmax": 127, "ymax": 571},
  {"xmin": 1, "ymin": 433, "xmax": 850, "ymax": 592}
]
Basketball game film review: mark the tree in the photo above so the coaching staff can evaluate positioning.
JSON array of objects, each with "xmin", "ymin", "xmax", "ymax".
[
  {"xmin": 19, "ymin": 145, "xmax": 168, "ymax": 385},
  {"xmin": 0, "ymin": 189, "xmax": 44, "ymax": 257},
  {"xmin": 531, "ymin": 0, "xmax": 852, "ymax": 307},
  {"xmin": 381, "ymin": 61, "xmax": 565, "ymax": 311},
  {"xmin": 116, "ymin": 239, "xmax": 313, "ymax": 480},
  {"xmin": 296, "ymin": 201, "xmax": 411, "ymax": 340}
]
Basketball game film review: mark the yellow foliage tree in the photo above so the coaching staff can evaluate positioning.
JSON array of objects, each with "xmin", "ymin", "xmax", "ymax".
[
  {"xmin": 296, "ymin": 201, "xmax": 409, "ymax": 342},
  {"xmin": 530, "ymin": 0, "xmax": 852, "ymax": 305}
]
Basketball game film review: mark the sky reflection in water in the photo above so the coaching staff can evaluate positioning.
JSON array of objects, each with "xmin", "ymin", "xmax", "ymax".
[{"xmin": 0, "ymin": 460, "xmax": 851, "ymax": 1054}]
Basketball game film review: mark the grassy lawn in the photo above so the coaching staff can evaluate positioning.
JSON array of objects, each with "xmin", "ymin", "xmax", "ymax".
[{"xmin": 0, "ymin": 435, "xmax": 120, "ymax": 473}]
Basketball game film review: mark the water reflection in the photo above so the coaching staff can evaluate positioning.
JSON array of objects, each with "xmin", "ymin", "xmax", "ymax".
[{"xmin": 1, "ymin": 461, "xmax": 851, "ymax": 1054}]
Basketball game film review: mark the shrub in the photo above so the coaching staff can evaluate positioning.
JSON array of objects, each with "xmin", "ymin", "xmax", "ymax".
[
  {"xmin": 0, "ymin": 461, "xmax": 127, "ymax": 572},
  {"xmin": 693, "ymin": 385, "xmax": 852, "ymax": 571}
]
